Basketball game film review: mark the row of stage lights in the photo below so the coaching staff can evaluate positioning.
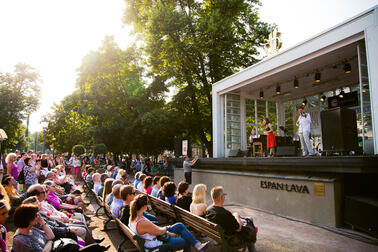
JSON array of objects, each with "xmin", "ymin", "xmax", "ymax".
[{"xmin": 259, "ymin": 62, "xmax": 352, "ymax": 100}]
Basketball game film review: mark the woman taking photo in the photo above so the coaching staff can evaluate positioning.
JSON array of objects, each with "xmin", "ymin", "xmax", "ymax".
[
  {"xmin": 263, "ymin": 117, "xmax": 276, "ymax": 157},
  {"xmin": 129, "ymin": 194, "xmax": 210, "ymax": 252}
]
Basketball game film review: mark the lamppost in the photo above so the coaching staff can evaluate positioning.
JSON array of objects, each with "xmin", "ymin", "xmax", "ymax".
[{"xmin": 41, "ymin": 118, "xmax": 48, "ymax": 154}]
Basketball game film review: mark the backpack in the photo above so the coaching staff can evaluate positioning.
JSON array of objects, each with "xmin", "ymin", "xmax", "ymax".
[{"xmin": 52, "ymin": 238, "xmax": 79, "ymax": 252}]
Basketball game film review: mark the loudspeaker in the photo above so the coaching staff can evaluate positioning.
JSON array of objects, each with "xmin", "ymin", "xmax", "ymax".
[
  {"xmin": 228, "ymin": 149, "xmax": 243, "ymax": 157},
  {"xmin": 276, "ymin": 146, "xmax": 296, "ymax": 156},
  {"xmin": 321, "ymin": 108, "xmax": 358, "ymax": 152},
  {"xmin": 344, "ymin": 196, "xmax": 378, "ymax": 237},
  {"xmin": 174, "ymin": 137, "xmax": 182, "ymax": 156}
]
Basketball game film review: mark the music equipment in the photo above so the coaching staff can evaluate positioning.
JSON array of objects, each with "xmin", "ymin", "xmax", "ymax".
[
  {"xmin": 344, "ymin": 196, "xmax": 378, "ymax": 237},
  {"xmin": 228, "ymin": 149, "xmax": 244, "ymax": 157},
  {"xmin": 276, "ymin": 146, "xmax": 297, "ymax": 156},
  {"xmin": 320, "ymin": 108, "xmax": 358, "ymax": 152}
]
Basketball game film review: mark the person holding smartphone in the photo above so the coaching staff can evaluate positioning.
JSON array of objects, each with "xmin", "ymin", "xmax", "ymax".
[{"xmin": 183, "ymin": 155, "xmax": 199, "ymax": 185}]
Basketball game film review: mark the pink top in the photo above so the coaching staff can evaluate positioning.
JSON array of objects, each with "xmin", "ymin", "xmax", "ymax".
[
  {"xmin": 47, "ymin": 192, "xmax": 61, "ymax": 209},
  {"xmin": 145, "ymin": 187, "xmax": 153, "ymax": 195},
  {"xmin": 9, "ymin": 162, "xmax": 18, "ymax": 180}
]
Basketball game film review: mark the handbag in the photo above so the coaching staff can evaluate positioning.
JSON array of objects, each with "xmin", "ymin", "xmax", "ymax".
[
  {"xmin": 157, "ymin": 232, "xmax": 170, "ymax": 242},
  {"xmin": 52, "ymin": 238, "xmax": 80, "ymax": 252},
  {"xmin": 240, "ymin": 217, "xmax": 257, "ymax": 243}
]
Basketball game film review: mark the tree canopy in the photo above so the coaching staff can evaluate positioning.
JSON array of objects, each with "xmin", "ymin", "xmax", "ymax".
[
  {"xmin": 123, "ymin": 0, "xmax": 274, "ymax": 155},
  {"xmin": 0, "ymin": 63, "xmax": 41, "ymax": 151}
]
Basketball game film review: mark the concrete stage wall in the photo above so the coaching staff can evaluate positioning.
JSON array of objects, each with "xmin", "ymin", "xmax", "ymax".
[{"xmin": 174, "ymin": 168, "xmax": 342, "ymax": 227}]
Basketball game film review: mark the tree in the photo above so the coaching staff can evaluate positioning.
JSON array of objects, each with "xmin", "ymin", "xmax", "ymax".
[
  {"xmin": 72, "ymin": 145, "xmax": 86, "ymax": 156},
  {"xmin": 44, "ymin": 91, "xmax": 93, "ymax": 154},
  {"xmin": 93, "ymin": 143, "xmax": 107, "ymax": 155},
  {"xmin": 0, "ymin": 63, "xmax": 41, "ymax": 152},
  {"xmin": 123, "ymin": 0, "xmax": 274, "ymax": 155}
]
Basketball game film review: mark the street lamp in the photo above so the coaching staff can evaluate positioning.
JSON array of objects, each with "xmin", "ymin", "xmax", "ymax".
[{"xmin": 41, "ymin": 118, "xmax": 49, "ymax": 154}]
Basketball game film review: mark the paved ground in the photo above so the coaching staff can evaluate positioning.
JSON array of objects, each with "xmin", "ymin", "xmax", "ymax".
[{"xmin": 5, "ymin": 183, "xmax": 378, "ymax": 252}]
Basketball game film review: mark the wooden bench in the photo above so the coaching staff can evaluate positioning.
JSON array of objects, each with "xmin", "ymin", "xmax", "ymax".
[
  {"xmin": 145, "ymin": 193, "xmax": 176, "ymax": 223},
  {"xmin": 171, "ymin": 205, "xmax": 250, "ymax": 252}
]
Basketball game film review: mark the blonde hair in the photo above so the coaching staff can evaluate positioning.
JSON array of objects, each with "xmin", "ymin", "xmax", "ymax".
[
  {"xmin": 192, "ymin": 184, "xmax": 207, "ymax": 204},
  {"xmin": 0, "ymin": 185, "xmax": 10, "ymax": 210},
  {"xmin": 5, "ymin": 153, "xmax": 16, "ymax": 163}
]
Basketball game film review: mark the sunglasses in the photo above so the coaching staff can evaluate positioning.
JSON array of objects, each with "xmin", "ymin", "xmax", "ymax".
[
  {"xmin": 130, "ymin": 191, "xmax": 136, "ymax": 195},
  {"xmin": 39, "ymin": 190, "xmax": 47, "ymax": 195}
]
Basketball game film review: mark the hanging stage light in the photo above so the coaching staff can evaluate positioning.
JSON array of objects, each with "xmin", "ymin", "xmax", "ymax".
[
  {"xmin": 339, "ymin": 91, "xmax": 345, "ymax": 98},
  {"xmin": 276, "ymin": 85, "xmax": 281, "ymax": 95},
  {"xmin": 315, "ymin": 71, "xmax": 321, "ymax": 83},
  {"xmin": 301, "ymin": 99, "xmax": 307, "ymax": 106},
  {"xmin": 259, "ymin": 90, "xmax": 264, "ymax": 99},
  {"xmin": 320, "ymin": 95, "xmax": 326, "ymax": 102},
  {"xmin": 343, "ymin": 62, "xmax": 351, "ymax": 74},
  {"xmin": 293, "ymin": 77, "xmax": 299, "ymax": 88}
]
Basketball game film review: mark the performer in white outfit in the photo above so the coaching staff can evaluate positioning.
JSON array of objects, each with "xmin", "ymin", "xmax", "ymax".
[{"xmin": 296, "ymin": 107, "xmax": 315, "ymax": 156}]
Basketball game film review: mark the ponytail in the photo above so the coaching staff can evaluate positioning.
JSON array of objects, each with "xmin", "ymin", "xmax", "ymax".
[
  {"xmin": 130, "ymin": 199, "xmax": 138, "ymax": 222},
  {"xmin": 129, "ymin": 194, "xmax": 148, "ymax": 222}
]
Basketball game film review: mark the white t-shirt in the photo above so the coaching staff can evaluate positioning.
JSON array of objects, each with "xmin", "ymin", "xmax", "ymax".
[{"xmin": 296, "ymin": 113, "xmax": 311, "ymax": 133}]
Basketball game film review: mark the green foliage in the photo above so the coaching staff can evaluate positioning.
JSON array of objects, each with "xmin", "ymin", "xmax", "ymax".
[
  {"xmin": 72, "ymin": 144, "xmax": 86, "ymax": 156},
  {"xmin": 44, "ymin": 91, "xmax": 93, "ymax": 154},
  {"xmin": 0, "ymin": 63, "xmax": 41, "ymax": 152},
  {"xmin": 93, "ymin": 143, "xmax": 107, "ymax": 155},
  {"xmin": 123, "ymin": 0, "xmax": 275, "ymax": 155}
]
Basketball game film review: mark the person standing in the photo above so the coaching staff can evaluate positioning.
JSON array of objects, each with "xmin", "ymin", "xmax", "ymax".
[
  {"xmin": 183, "ymin": 156, "xmax": 198, "ymax": 185},
  {"xmin": 296, "ymin": 107, "xmax": 315, "ymax": 156},
  {"xmin": 263, "ymin": 118, "xmax": 276, "ymax": 157}
]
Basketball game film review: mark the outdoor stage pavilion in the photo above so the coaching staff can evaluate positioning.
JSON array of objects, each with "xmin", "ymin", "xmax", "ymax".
[{"xmin": 172, "ymin": 6, "xmax": 378, "ymax": 237}]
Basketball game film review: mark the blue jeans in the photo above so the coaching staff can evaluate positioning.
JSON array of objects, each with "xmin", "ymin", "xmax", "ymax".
[
  {"xmin": 143, "ymin": 212, "xmax": 158, "ymax": 224},
  {"xmin": 165, "ymin": 223, "xmax": 200, "ymax": 252}
]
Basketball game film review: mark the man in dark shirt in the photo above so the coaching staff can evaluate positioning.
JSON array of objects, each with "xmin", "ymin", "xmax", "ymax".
[
  {"xmin": 176, "ymin": 181, "xmax": 192, "ymax": 211},
  {"xmin": 205, "ymin": 186, "xmax": 256, "ymax": 252}
]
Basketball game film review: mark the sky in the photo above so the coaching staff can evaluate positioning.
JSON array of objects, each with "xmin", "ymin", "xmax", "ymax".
[{"xmin": 0, "ymin": 0, "xmax": 377, "ymax": 133}]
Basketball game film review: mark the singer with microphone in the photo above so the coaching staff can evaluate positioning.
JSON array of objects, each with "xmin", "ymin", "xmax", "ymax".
[{"xmin": 296, "ymin": 107, "xmax": 315, "ymax": 156}]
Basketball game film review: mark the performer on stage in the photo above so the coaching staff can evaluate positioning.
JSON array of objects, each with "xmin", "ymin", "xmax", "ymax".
[
  {"xmin": 296, "ymin": 107, "xmax": 315, "ymax": 156},
  {"xmin": 263, "ymin": 118, "xmax": 276, "ymax": 157},
  {"xmin": 249, "ymin": 128, "xmax": 258, "ymax": 144}
]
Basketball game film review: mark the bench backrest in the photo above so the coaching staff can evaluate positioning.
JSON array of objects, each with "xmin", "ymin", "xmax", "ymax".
[
  {"xmin": 115, "ymin": 218, "xmax": 143, "ymax": 251},
  {"xmin": 173, "ymin": 205, "xmax": 222, "ymax": 243}
]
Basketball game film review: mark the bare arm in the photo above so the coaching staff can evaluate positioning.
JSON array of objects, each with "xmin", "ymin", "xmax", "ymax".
[
  {"xmin": 41, "ymin": 241, "xmax": 53, "ymax": 252},
  {"xmin": 190, "ymin": 157, "xmax": 199, "ymax": 166},
  {"xmin": 7, "ymin": 163, "xmax": 12, "ymax": 175},
  {"xmin": 233, "ymin": 212, "xmax": 242, "ymax": 232},
  {"xmin": 137, "ymin": 219, "xmax": 167, "ymax": 236}
]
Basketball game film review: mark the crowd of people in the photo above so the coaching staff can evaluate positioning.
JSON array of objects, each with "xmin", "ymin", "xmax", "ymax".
[
  {"xmin": 84, "ymin": 164, "xmax": 257, "ymax": 252},
  {"xmin": 0, "ymin": 150, "xmax": 257, "ymax": 251},
  {"xmin": 0, "ymin": 150, "xmax": 111, "ymax": 252}
]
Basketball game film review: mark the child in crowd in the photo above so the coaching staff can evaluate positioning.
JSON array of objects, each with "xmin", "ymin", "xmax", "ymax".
[
  {"xmin": 144, "ymin": 176, "xmax": 153, "ymax": 194},
  {"xmin": 97, "ymin": 174, "xmax": 109, "ymax": 197},
  {"xmin": 162, "ymin": 182, "xmax": 177, "ymax": 205},
  {"xmin": 85, "ymin": 168, "xmax": 95, "ymax": 189},
  {"xmin": 92, "ymin": 173, "xmax": 101, "ymax": 194},
  {"xmin": 157, "ymin": 176, "xmax": 171, "ymax": 200},
  {"xmin": 176, "ymin": 181, "xmax": 192, "ymax": 211},
  {"xmin": 150, "ymin": 176, "xmax": 160, "ymax": 197},
  {"xmin": 137, "ymin": 174, "xmax": 146, "ymax": 193}
]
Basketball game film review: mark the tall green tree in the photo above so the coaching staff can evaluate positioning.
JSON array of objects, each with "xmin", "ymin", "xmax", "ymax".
[
  {"xmin": 0, "ymin": 63, "xmax": 41, "ymax": 151},
  {"xmin": 123, "ymin": 0, "xmax": 274, "ymax": 155},
  {"xmin": 76, "ymin": 37, "xmax": 179, "ymax": 155},
  {"xmin": 44, "ymin": 91, "xmax": 93, "ymax": 154}
]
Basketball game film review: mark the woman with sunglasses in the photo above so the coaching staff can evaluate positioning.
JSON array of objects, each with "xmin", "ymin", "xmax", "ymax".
[{"xmin": 129, "ymin": 194, "xmax": 210, "ymax": 252}]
